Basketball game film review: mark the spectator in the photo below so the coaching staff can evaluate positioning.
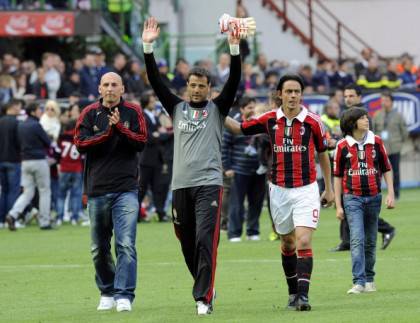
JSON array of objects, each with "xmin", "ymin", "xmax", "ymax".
[
  {"xmin": 354, "ymin": 47, "xmax": 373, "ymax": 78},
  {"xmin": 0, "ymin": 100, "xmax": 22, "ymax": 228},
  {"xmin": 32, "ymin": 68, "xmax": 49, "ymax": 99},
  {"xmin": 21, "ymin": 60, "xmax": 38, "ymax": 94},
  {"xmin": 222, "ymin": 97, "xmax": 266, "ymax": 242},
  {"xmin": 331, "ymin": 59, "xmax": 354, "ymax": 90},
  {"xmin": 299, "ymin": 64, "xmax": 314, "ymax": 94},
  {"xmin": 252, "ymin": 53, "xmax": 268, "ymax": 80},
  {"xmin": 42, "ymin": 53, "xmax": 61, "ymax": 99},
  {"xmin": 111, "ymin": 53, "xmax": 128, "ymax": 77},
  {"xmin": 312, "ymin": 59, "xmax": 332, "ymax": 93},
  {"xmin": 125, "ymin": 60, "xmax": 146, "ymax": 97},
  {"xmin": 384, "ymin": 59, "xmax": 401, "ymax": 89},
  {"xmin": 138, "ymin": 92, "xmax": 171, "ymax": 222},
  {"xmin": 373, "ymin": 92, "xmax": 408, "ymax": 200},
  {"xmin": 0, "ymin": 74, "xmax": 14, "ymax": 104},
  {"xmin": 58, "ymin": 70, "xmax": 81, "ymax": 98},
  {"xmin": 79, "ymin": 51, "xmax": 99, "ymax": 99},
  {"xmin": 215, "ymin": 53, "xmax": 231, "ymax": 85},
  {"xmin": 171, "ymin": 58, "xmax": 189, "ymax": 91},
  {"xmin": 40, "ymin": 100, "xmax": 61, "ymax": 142},
  {"xmin": 398, "ymin": 55, "xmax": 417, "ymax": 89},
  {"xmin": 5, "ymin": 102, "xmax": 53, "ymax": 231},
  {"xmin": 357, "ymin": 57, "xmax": 385, "ymax": 90},
  {"xmin": 56, "ymin": 120, "xmax": 83, "ymax": 226},
  {"xmin": 1, "ymin": 53, "xmax": 18, "ymax": 75}
]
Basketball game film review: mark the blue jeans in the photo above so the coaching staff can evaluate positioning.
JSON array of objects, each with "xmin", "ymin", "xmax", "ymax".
[
  {"xmin": 0, "ymin": 162, "xmax": 21, "ymax": 223},
  {"xmin": 57, "ymin": 172, "xmax": 83, "ymax": 221},
  {"xmin": 343, "ymin": 194, "xmax": 382, "ymax": 286},
  {"xmin": 88, "ymin": 190, "xmax": 139, "ymax": 301},
  {"xmin": 228, "ymin": 173, "xmax": 266, "ymax": 239}
]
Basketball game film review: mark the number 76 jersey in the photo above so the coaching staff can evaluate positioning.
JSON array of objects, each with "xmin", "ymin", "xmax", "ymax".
[
  {"xmin": 241, "ymin": 107, "xmax": 327, "ymax": 188},
  {"xmin": 58, "ymin": 129, "xmax": 83, "ymax": 173}
]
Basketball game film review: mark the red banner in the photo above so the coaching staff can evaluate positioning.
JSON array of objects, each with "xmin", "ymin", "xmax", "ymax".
[{"xmin": 0, "ymin": 12, "xmax": 74, "ymax": 36}]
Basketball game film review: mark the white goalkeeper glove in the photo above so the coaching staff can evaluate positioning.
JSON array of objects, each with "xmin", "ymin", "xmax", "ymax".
[{"xmin": 218, "ymin": 13, "xmax": 256, "ymax": 39}]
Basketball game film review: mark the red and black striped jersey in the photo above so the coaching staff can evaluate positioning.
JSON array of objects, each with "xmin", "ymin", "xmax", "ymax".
[
  {"xmin": 241, "ymin": 107, "xmax": 327, "ymax": 188},
  {"xmin": 58, "ymin": 129, "xmax": 83, "ymax": 173},
  {"xmin": 333, "ymin": 131, "xmax": 392, "ymax": 196}
]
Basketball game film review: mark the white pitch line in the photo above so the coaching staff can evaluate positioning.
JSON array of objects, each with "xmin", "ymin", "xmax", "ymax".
[{"xmin": 0, "ymin": 257, "xmax": 416, "ymax": 270}]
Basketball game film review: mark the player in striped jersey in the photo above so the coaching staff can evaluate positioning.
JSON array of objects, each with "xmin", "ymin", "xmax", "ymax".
[{"xmin": 225, "ymin": 74, "xmax": 334, "ymax": 311}]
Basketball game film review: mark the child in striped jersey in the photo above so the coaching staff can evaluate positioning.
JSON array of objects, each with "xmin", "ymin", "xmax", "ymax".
[{"xmin": 333, "ymin": 107, "xmax": 395, "ymax": 294}]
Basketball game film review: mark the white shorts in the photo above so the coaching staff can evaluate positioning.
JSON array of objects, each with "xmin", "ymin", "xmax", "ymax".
[{"xmin": 269, "ymin": 181, "xmax": 321, "ymax": 235}]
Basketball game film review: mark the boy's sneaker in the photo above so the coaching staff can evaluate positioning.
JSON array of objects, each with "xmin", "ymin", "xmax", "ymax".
[
  {"xmin": 364, "ymin": 282, "xmax": 377, "ymax": 292},
  {"xmin": 116, "ymin": 298, "xmax": 132, "ymax": 312},
  {"xmin": 286, "ymin": 294, "xmax": 298, "ymax": 310},
  {"xmin": 296, "ymin": 295, "xmax": 311, "ymax": 311},
  {"xmin": 347, "ymin": 284, "xmax": 365, "ymax": 294},
  {"xmin": 97, "ymin": 296, "xmax": 115, "ymax": 310}
]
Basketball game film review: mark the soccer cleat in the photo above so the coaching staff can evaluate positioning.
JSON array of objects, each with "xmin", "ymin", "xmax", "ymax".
[
  {"xmin": 229, "ymin": 237, "xmax": 241, "ymax": 242},
  {"xmin": 286, "ymin": 294, "xmax": 298, "ymax": 310},
  {"xmin": 218, "ymin": 13, "xmax": 256, "ymax": 39},
  {"xmin": 5, "ymin": 215, "xmax": 16, "ymax": 231},
  {"xmin": 347, "ymin": 284, "xmax": 365, "ymax": 294},
  {"xmin": 382, "ymin": 230, "xmax": 395, "ymax": 250},
  {"xmin": 116, "ymin": 298, "xmax": 132, "ymax": 312},
  {"xmin": 364, "ymin": 282, "xmax": 377, "ymax": 292},
  {"xmin": 97, "ymin": 296, "xmax": 115, "ymax": 310},
  {"xmin": 296, "ymin": 295, "xmax": 311, "ymax": 311},
  {"xmin": 196, "ymin": 301, "xmax": 212, "ymax": 315}
]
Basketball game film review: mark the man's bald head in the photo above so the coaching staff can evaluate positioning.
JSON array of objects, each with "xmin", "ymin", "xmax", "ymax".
[
  {"xmin": 98, "ymin": 72, "xmax": 125, "ymax": 108},
  {"xmin": 100, "ymin": 72, "xmax": 123, "ymax": 86}
]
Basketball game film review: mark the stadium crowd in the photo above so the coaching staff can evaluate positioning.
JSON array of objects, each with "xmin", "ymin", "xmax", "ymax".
[{"xmin": 0, "ymin": 44, "xmax": 415, "ymax": 232}]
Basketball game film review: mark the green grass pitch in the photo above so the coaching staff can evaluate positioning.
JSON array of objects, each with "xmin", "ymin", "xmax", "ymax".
[{"xmin": 1, "ymin": 188, "xmax": 419, "ymax": 322}]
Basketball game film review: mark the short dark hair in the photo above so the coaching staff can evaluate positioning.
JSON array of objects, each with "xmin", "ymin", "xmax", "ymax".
[
  {"xmin": 276, "ymin": 74, "xmax": 305, "ymax": 92},
  {"xmin": 25, "ymin": 102, "xmax": 40, "ymax": 116},
  {"xmin": 187, "ymin": 67, "xmax": 211, "ymax": 84},
  {"xmin": 1, "ymin": 99, "xmax": 20, "ymax": 115},
  {"xmin": 381, "ymin": 90, "xmax": 394, "ymax": 102},
  {"xmin": 340, "ymin": 107, "xmax": 368, "ymax": 136},
  {"xmin": 239, "ymin": 96, "xmax": 256, "ymax": 109},
  {"xmin": 344, "ymin": 83, "xmax": 362, "ymax": 96}
]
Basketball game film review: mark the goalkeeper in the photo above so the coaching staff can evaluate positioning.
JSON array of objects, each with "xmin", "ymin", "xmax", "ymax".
[{"xmin": 142, "ymin": 17, "xmax": 241, "ymax": 315}]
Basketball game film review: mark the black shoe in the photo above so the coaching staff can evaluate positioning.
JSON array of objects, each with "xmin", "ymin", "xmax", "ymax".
[
  {"xmin": 382, "ymin": 230, "xmax": 396, "ymax": 250},
  {"xmin": 330, "ymin": 243, "xmax": 350, "ymax": 252},
  {"xmin": 286, "ymin": 294, "xmax": 298, "ymax": 310},
  {"xmin": 40, "ymin": 225, "xmax": 55, "ymax": 230},
  {"xmin": 158, "ymin": 215, "xmax": 171, "ymax": 223},
  {"xmin": 296, "ymin": 295, "xmax": 311, "ymax": 311},
  {"xmin": 5, "ymin": 215, "xmax": 16, "ymax": 231}
]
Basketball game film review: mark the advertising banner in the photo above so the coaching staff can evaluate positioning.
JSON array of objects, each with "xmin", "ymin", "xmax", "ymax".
[
  {"xmin": 303, "ymin": 92, "xmax": 420, "ymax": 134},
  {"xmin": 0, "ymin": 12, "xmax": 74, "ymax": 36}
]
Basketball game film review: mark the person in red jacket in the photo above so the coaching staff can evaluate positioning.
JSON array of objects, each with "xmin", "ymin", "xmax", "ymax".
[{"xmin": 56, "ymin": 120, "xmax": 83, "ymax": 226}]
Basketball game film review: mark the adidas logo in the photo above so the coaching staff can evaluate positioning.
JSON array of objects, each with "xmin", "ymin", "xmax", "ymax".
[
  {"xmin": 273, "ymin": 125, "xmax": 278, "ymax": 130},
  {"xmin": 211, "ymin": 200, "xmax": 218, "ymax": 207},
  {"xmin": 346, "ymin": 152, "xmax": 353, "ymax": 158},
  {"xmin": 93, "ymin": 125, "xmax": 100, "ymax": 132}
]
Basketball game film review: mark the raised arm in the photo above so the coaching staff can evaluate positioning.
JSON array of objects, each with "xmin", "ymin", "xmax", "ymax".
[
  {"xmin": 213, "ymin": 34, "xmax": 242, "ymax": 116},
  {"xmin": 143, "ymin": 17, "xmax": 182, "ymax": 116}
]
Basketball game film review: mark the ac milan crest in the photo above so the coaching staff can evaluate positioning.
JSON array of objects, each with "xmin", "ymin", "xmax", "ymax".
[
  {"xmin": 300, "ymin": 125, "xmax": 305, "ymax": 135},
  {"xmin": 358, "ymin": 149, "xmax": 366, "ymax": 160}
]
